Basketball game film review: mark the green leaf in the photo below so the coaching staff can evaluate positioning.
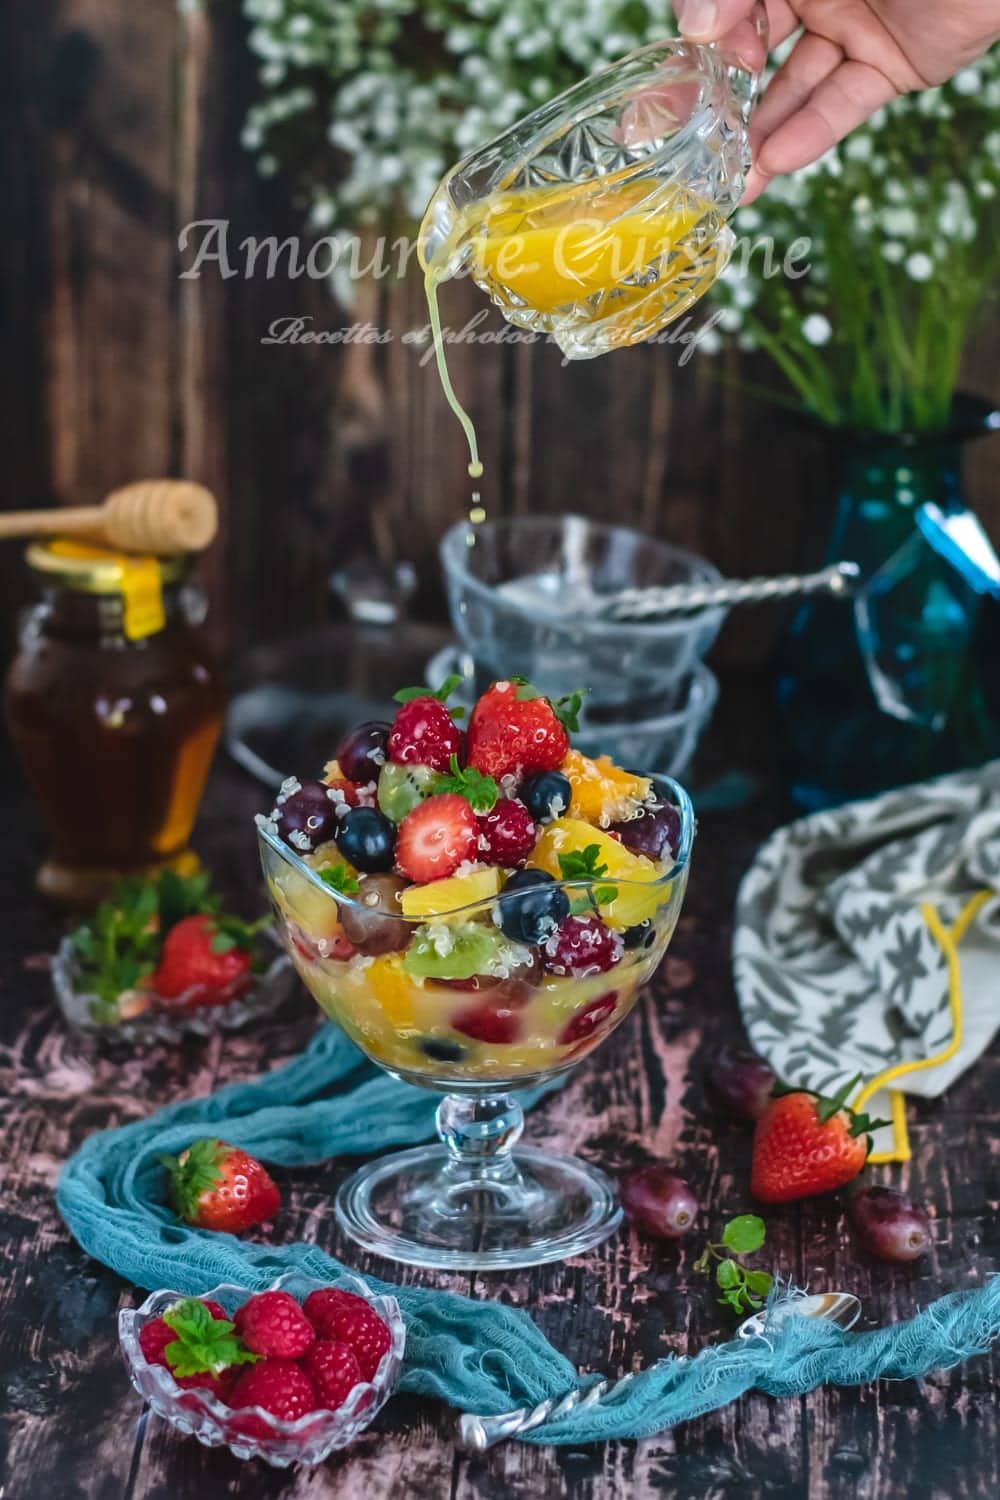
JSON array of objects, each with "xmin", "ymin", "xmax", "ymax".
[
  {"xmin": 319, "ymin": 863, "xmax": 361, "ymax": 896},
  {"xmin": 164, "ymin": 1138, "xmax": 228, "ymax": 1223},
  {"xmin": 510, "ymin": 676, "xmax": 543, "ymax": 702},
  {"xmin": 745, "ymin": 1270, "xmax": 774, "ymax": 1297},
  {"xmin": 554, "ymin": 689, "xmax": 587, "ymax": 734},
  {"xmin": 162, "ymin": 1298, "xmax": 258, "ymax": 1377},
  {"xmin": 210, "ymin": 932, "xmax": 238, "ymax": 954},
  {"xmin": 718, "ymin": 1288, "xmax": 746, "ymax": 1313},
  {"xmin": 394, "ymin": 673, "xmax": 465, "ymax": 707},
  {"xmin": 722, "ymin": 1214, "xmax": 767, "ymax": 1255},
  {"xmin": 715, "ymin": 1258, "xmax": 740, "ymax": 1289},
  {"xmin": 436, "ymin": 753, "xmax": 499, "ymax": 813},
  {"xmin": 593, "ymin": 884, "xmax": 619, "ymax": 906},
  {"xmin": 557, "ymin": 845, "xmax": 610, "ymax": 882}
]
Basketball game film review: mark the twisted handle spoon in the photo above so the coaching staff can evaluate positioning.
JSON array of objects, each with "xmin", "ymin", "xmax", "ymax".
[{"xmin": 600, "ymin": 561, "xmax": 860, "ymax": 622}]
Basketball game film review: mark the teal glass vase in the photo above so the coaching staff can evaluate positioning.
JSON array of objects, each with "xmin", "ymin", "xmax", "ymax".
[{"xmin": 776, "ymin": 397, "xmax": 1000, "ymax": 810}]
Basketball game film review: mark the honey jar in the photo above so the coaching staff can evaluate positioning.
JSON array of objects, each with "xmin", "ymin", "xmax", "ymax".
[{"xmin": 4, "ymin": 540, "xmax": 224, "ymax": 905}]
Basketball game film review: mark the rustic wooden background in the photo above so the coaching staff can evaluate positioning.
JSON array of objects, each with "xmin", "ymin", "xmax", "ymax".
[{"xmin": 1, "ymin": 0, "xmax": 999, "ymax": 670}]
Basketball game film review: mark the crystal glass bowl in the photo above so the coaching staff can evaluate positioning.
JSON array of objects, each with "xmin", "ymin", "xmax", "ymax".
[
  {"xmin": 418, "ymin": 14, "xmax": 767, "ymax": 358},
  {"xmin": 440, "ymin": 514, "xmax": 725, "ymax": 710},
  {"xmin": 258, "ymin": 775, "xmax": 694, "ymax": 1271},
  {"xmin": 118, "ymin": 1271, "xmax": 405, "ymax": 1468}
]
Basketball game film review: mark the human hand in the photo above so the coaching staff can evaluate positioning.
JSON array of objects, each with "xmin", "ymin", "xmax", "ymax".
[{"xmin": 674, "ymin": 0, "xmax": 1000, "ymax": 199}]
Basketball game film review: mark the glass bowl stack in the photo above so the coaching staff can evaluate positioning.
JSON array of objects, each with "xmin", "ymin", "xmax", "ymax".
[{"xmin": 438, "ymin": 515, "xmax": 721, "ymax": 777}]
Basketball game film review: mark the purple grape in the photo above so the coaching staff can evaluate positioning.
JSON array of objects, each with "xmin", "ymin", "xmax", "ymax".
[
  {"xmin": 274, "ymin": 779, "xmax": 339, "ymax": 853},
  {"xmin": 848, "ymin": 1187, "xmax": 932, "ymax": 1264},
  {"xmin": 619, "ymin": 1164, "xmax": 699, "ymax": 1240},
  {"xmin": 704, "ymin": 1045, "xmax": 775, "ymax": 1122},
  {"xmin": 335, "ymin": 720, "xmax": 391, "ymax": 786},
  {"xmin": 610, "ymin": 800, "xmax": 681, "ymax": 860},
  {"xmin": 338, "ymin": 873, "xmax": 411, "ymax": 956}
]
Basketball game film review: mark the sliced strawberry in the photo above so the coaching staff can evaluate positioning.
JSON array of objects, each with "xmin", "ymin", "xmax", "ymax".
[
  {"xmin": 466, "ymin": 681, "xmax": 569, "ymax": 782},
  {"xmin": 151, "ymin": 915, "xmax": 253, "ymax": 1003},
  {"xmin": 395, "ymin": 794, "xmax": 479, "ymax": 884}
]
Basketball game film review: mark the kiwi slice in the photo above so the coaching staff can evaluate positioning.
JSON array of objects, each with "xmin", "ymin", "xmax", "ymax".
[
  {"xmin": 403, "ymin": 920, "xmax": 505, "ymax": 981},
  {"xmin": 377, "ymin": 762, "xmax": 442, "ymax": 823}
]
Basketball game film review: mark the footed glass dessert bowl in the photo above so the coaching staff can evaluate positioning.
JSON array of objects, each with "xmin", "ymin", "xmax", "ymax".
[{"xmin": 257, "ymin": 680, "xmax": 694, "ymax": 1270}]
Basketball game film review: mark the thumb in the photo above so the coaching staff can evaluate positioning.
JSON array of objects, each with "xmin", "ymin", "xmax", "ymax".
[{"xmin": 674, "ymin": 0, "xmax": 758, "ymax": 43}]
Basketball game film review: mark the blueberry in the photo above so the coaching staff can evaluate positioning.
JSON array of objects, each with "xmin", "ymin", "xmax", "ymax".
[
  {"xmin": 336, "ymin": 806, "xmax": 396, "ymax": 873},
  {"xmin": 419, "ymin": 1037, "xmax": 466, "ymax": 1063},
  {"xmin": 521, "ymin": 771, "xmax": 572, "ymax": 825},
  {"xmin": 496, "ymin": 869, "xmax": 570, "ymax": 945},
  {"xmin": 623, "ymin": 920, "xmax": 652, "ymax": 950}
]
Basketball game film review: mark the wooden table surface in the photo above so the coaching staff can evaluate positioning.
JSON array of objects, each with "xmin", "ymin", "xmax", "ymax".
[{"xmin": 1, "ymin": 675, "xmax": 997, "ymax": 1500}]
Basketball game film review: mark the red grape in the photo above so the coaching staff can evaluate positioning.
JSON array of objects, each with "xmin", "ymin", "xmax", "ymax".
[
  {"xmin": 274, "ymin": 779, "xmax": 339, "ymax": 852},
  {"xmin": 335, "ymin": 721, "xmax": 391, "ymax": 786},
  {"xmin": 338, "ymin": 873, "xmax": 410, "ymax": 955},
  {"xmin": 610, "ymin": 801, "xmax": 680, "ymax": 861},
  {"xmin": 847, "ymin": 1187, "xmax": 932, "ymax": 1263},
  {"xmin": 704, "ymin": 1045, "xmax": 775, "ymax": 1122},
  {"xmin": 619, "ymin": 1164, "xmax": 699, "ymax": 1240}
]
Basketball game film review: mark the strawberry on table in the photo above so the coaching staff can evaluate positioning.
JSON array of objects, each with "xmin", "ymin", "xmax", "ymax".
[
  {"xmin": 751, "ymin": 1075, "xmax": 888, "ymax": 1204},
  {"xmin": 151, "ymin": 913, "xmax": 254, "ymax": 1005},
  {"xmin": 395, "ymin": 794, "xmax": 479, "ymax": 883},
  {"xmin": 163, "ymin": 1138, "xmax": 281, "ymax": 1232},
  {"xmin": 466, "ymin": 679, "xmax": 575, "ymax": 783}
]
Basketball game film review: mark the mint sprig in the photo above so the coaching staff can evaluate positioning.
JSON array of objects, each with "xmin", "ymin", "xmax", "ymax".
[
  {"xmin": 318, "ymin": 863, "xmax": 361, "ymax": 897},
  {"xmin": 694, "ymin": 1214, "xmax": 774, "ymax": 1316},
  {"xmin": 161, "ymin": 1298, "xmax": 259, "ymax": 1378},
  {"xmin": 436, "ymin": 754, "xmax": 498, "ymax": 814},
  {"xmin": 557, "ymin": 845, "xmax": 618, "ymax": 905},
  {"xmin": 393, "ymin": 674, "xmax": 467, "ymax": 720}
]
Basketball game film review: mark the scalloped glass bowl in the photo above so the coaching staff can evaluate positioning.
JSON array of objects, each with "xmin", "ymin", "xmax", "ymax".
[
  {"xmin": 118, "ymin": 1271, "xmax": 405, "ymax": 1468},
  {"xmin": 52, "ymin": 932, "xmax": 296, "ymax": 1044},
  {"xmin": 257, "ymin": 774, "xmax": 694, "ymax": 1270}
]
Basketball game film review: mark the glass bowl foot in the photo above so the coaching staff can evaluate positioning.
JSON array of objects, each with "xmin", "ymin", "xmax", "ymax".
[{"xmin": 335, "ymin": 1143, "xmax": 621, "ymax": 1271}]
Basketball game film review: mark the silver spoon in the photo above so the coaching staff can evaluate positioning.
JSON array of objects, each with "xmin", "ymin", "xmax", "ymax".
[
  {"xmin": 457, "ymin": 1290, "xmax": 862, "ymax": 1453},
  {"xmin": 599, "ymin": 560, "xmax": 860, "ymax": 622}
]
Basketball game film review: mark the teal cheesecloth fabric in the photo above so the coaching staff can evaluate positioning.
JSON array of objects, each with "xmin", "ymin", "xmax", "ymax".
[{"xmin": 57, "ymin": 1023, "xmax": 1000, "ymax": 1445}]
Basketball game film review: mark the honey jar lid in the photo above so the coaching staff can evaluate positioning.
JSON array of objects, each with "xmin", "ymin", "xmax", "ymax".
[{"xmin": 26, "ymin": 539, "xmax": 186, "ymax": 640}]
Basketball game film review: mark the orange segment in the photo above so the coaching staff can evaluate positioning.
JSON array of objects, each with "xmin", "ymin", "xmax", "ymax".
[
  {"xmin": 561, "ymin": 749, "xmax": 651, "ymax": 827},
  {"xmin": 367, "ymin": 955, "xmax": 420, "ymax": 1031}
]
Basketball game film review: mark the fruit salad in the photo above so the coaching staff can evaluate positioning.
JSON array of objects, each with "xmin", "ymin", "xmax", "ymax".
[{"xmin": 256, "ymin": 678, "xmax": 691, "ymax": 1088}]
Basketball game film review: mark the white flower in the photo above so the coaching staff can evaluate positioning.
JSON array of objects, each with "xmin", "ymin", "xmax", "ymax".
[
  {"xmin": 952, "ymin": 67, "xmax": 981, "ymax": 95},
  {"xmin": 802, "ymin": 314, "xmax": 832, "ymax": 346},
  {"xmin": 844, "ymin": 135, "xmax": 873, "ymax": 162},
  {"xmin": 904, "ymin": 252, "xmax": 934, "ymax": 282},
  {"xmin": 880, "ymin": 207, "xmax": 918, "ymax": 238},
  {"xmin": 882, "ymin": 241, "xmax": 905, "ymax": 263}
]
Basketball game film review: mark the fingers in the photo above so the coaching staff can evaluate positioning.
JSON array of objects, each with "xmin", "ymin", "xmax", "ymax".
[
  {"xmin": 750, "ymin": 32, "xmax": 843, "ymax": 142},
  {"xmin": 675, "ymin": 0, "xmax": 798, "ymax": 46},
  {"xmin": 756, "ymin": 59, "xmax": 899, "ymax": 175}
]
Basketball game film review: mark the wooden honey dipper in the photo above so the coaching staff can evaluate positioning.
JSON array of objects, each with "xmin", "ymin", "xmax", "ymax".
[{"xmin": 0, "ymin": 480, "xmax": 218, "ymax": 555}]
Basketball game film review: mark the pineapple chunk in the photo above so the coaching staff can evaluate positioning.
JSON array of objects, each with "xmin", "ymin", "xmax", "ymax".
[
  {"xmin": 528, "ymin": 817, "xmax": 667, "ymax": 929},
  {"xmin": 400, "ymin": 865, "xmax": 502, "ymax": 920},
  {"xmin": 561, "ymin": 749, "xmax": 651, "ymax": 827}
]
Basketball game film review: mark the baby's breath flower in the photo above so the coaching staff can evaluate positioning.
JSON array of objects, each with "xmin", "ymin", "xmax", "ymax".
[
  {"xmin": 905, "ymin": 252, "xmax": 935, "ymax": 282},
  {"xmin": 802, "ymin": 314, "xmax": 832, "ymax": 346}
]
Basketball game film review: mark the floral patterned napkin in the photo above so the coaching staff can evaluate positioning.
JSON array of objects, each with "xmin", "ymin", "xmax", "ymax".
[{"xmin": 733, "ymin": 762, "xmax": 1000, "ymax": 1160}]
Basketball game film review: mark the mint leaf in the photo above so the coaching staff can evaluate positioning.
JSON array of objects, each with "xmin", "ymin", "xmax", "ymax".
[
  {"xmin": 593, "ymin": 883, "xmax": 619, "ymax": 905},
  {"xmin": 722, "ymin": 1214, "xmax": 767, "ymax": 1255},
  {"xmin": 716, "ymin": 1258, "xmax": 739, "ymax": 1290},
  {"xmin": 557, "ymin": 845, "xmax": 610, "ymax": 882},
  {"xmin": 745, "ymin": 1270, "xmax": 774, "ymax": 1298},
  {"xmin": 319, "ymin": 863, "xmax": 361, "ymax": 896},
  {"xmin": 162, "ymin": 1298, "xmax": 258, "ymax": 1377},
  {"xmin": 437, "ymin": 754, "xmax": 498, "ymax": 814}
]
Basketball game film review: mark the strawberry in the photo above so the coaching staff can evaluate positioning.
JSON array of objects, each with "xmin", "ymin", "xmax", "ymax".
[
  {"xmin": 557, "ymin": 991, "xmax": 618, "ymax": 1047},
  {"xmin": 751, "ymin": 1075, "xmax": 889, "ymax": 1204},
  {"xmin": 302, "ymin": 1292, "xmax": 391, "ymax": 1382},
  {"xmin": 452, "ymin": 992, "xmax": 526, "ymax": 1045},
  {"xmin": 395, "ymin": 794, "xmax": 479, "ymax": 883},
  {"xmin": 229, "ymin": 1359, "xmax": 321, "ymax": 1431},
  {"xmin": 138, "ymin": 1298, "xmax": 229, "ymax": 1368},
  {"xmin": 466, "ymin": 680, "xmax": 570, "ymax": 782},
  {"xmin": 151, "ymin": 914, "xmax": 253, "ymax": 1005},
  {"xmin": 162, "ymin": 1138, "xmax": 281, "ymax": 1232},
  {"xmin": 233, "ymin": 1291, "xmax": 315, "ymax": 1359},
  {"xmin": 302, "ymin": 1340, "xmax": 362, "ymax": 1410},
  {"xmin": 388, "ymin": 698, "xmax": 463, "ymax": 773}
]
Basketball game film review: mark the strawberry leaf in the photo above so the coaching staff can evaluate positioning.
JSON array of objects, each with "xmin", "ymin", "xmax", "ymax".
[
  {"xmin": 436, "ymin": 754, "xmax": 498, "ymax": 813},
  {"xmin": 394, "ymin": 674, "xmax": 465, "ymax": 707},
  {"xmin": 554, "ymin": 689, "xmax": 587, "ymax": 734},
  {"xmin": 162, "ymin": 1138, "xmax": 228, "ymax": 1223}
]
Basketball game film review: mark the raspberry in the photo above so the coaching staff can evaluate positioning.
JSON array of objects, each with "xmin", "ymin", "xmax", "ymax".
[
  {"xmin": 452, "ymin": 988, "xmax": 528, "ymax": 1044},
  {"xmin": 234, "ymin": 1291, "xmax": 316, "ymax": 1359},
  {"xmin": 174, "ymin": 1368, "xmax": 236, "ymax": 1402},
  {"xmin": 201, "ymin": 1300, "xmax": 229, "ymax": 1322},
  {"xmin": 543, "ymin": 915, "xmax": 623, "ymax": 978},
  {"xmin": 558, "ymin": 990, "xmax": 619, "ymax": 1046},
  {"xmin": 302, "ymin": 1288, "xmax": 371, "ymax": 1339},
  {"xmin": 138, "ymin": 1316, "xmax": 174, "ymax": 1368},
  {"xmin": 388, "ymin": 698, "xmax": 463, "ymax": 773},
  {"xmin": 476, "ymin": 799, "xmax": 536, "ymax": 866},
  {"xmin": 302, "ymin": 1296, "xmax": 391, "ymax": 1381},
  {"xmin": 302, "ymin": 1340, "xmax": 363, "ymax": 1409},
  {"xmin": 229, "ymin": 1359, "xmax": 321, "ymax": 1430}
]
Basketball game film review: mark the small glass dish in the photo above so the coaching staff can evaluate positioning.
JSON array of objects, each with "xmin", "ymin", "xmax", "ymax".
[
  {"xmin": 52, "ymin": 930, "xmax": 297, "ymax": 1044},
  {"xmin": 440, "ymin": 514, "xmax": 725, "ymax": 709},
  {"xmin": 425, "ymin": 644, "xmax": 718, "ymax": 779},
  {"xmin": 118, "ymin": 1271, "xmax": 405, "ymax": 1468}
]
